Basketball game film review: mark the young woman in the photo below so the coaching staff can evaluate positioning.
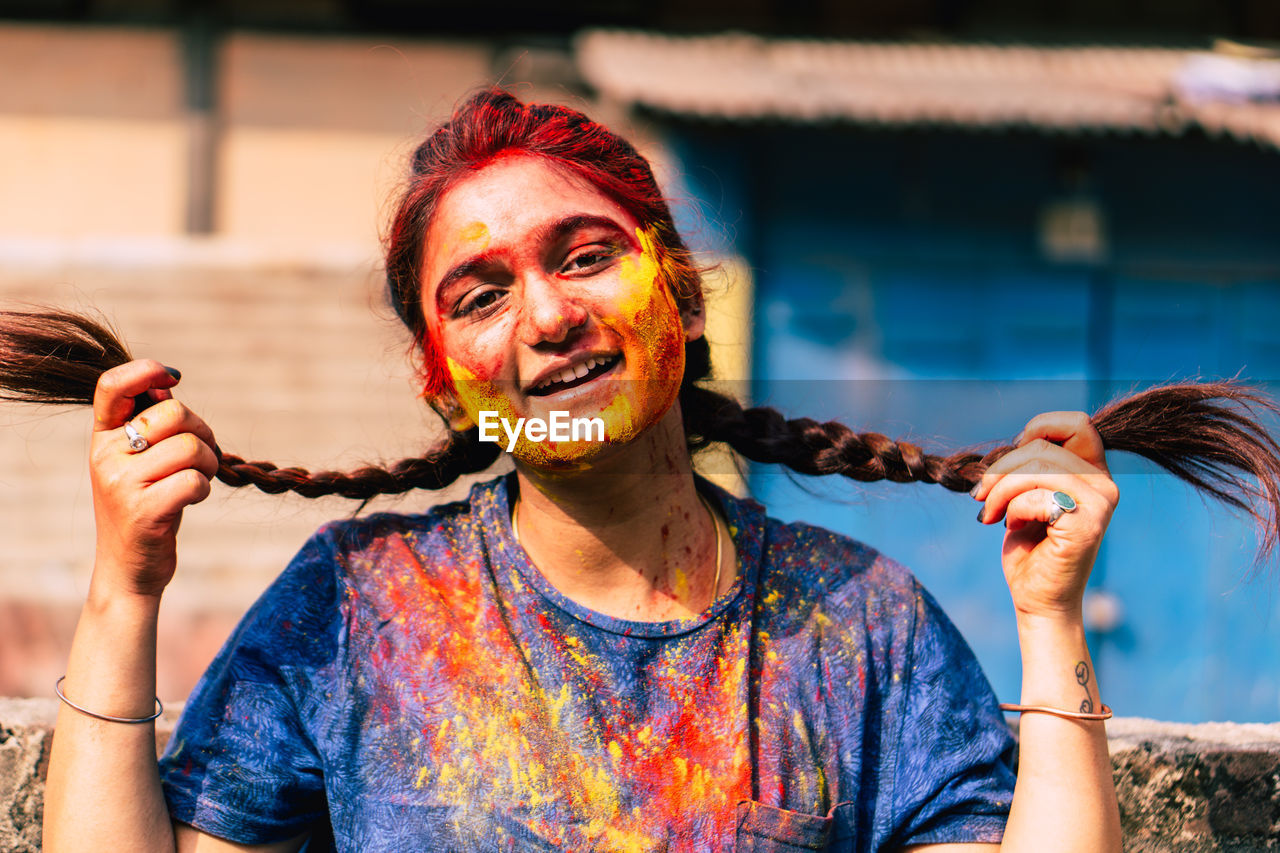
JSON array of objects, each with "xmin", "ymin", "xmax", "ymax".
[{"xmin": 12, "ymin": 89, "xmax": 1278, "ymax": 852}]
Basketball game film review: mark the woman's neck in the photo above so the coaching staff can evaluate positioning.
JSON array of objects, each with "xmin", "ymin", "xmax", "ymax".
[{"xmin": 511, "ymin": 405, "xmax": 732, "ymax": 622}]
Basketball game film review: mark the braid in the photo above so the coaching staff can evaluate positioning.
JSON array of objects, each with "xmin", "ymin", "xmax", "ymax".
[
  {"xmin": 681, "ymin": 379, "xmax": 1280, "ymax": 561},
  {"xmin": 681, "ymin": 384, "xmax": 999, "ymax": 488},
  {"xmin": 213, "ymin": 432, "xmax": 500, "ymax": 500},
  {"xmin": 0, "ymin": 308, "xmax": 498, "ymax": 499}
]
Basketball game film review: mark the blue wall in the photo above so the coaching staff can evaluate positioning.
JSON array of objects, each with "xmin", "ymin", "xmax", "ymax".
[{"xmin": 670, "ymin": 126, "xmax": 1280, "ymax": 722}]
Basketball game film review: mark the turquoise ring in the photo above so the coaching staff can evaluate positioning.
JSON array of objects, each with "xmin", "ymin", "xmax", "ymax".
[{"xmin": 1046, "ymin": 490, "xmax": 1078, "ymax": 525}]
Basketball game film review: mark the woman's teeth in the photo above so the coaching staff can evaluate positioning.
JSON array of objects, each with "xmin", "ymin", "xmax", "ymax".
[{"xmin": 533, "ymin": 355, "xmax": 616, "ymax": 393}]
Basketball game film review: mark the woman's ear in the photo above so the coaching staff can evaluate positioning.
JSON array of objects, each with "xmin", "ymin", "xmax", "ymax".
[
  {"xmin": 426, "ymin": 390, "xmax": 477, "ymax": 432},
  {"xmin": 680, "ymin": 292, "xmax": 706, "ymax": 342}
]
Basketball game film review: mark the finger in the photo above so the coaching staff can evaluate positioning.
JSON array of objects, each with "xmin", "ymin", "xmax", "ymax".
[
  {"xmin": 1003, "ymin": 488, "xmax": 1081, "ymax": 532},
  {"xmin": 126, "ymin": 398, "xmax": 217, "ymax": 453},
  {"xmin": 1015, "ymin": 410, "xmax": 1107, "ymax": 472},
  {"xmin": 137, "ymin": 387, "xmax": 175, "ymax": 411},
  {"xmin": 94, "ymin": 360, "xmax": 180, "ymax": 431},
  {"xmin": 127, "ymin": 432, "xmax": 221, "ymax": 483},
  {"xmin": 144, "ymin": 467, "xmax": 213, "ymax": 512},
  {"xmin": 977, "ymin": 469, "xmax": 1106, "ymax": 526},
  {"xmin": 972, "ymin": 439, "xmax": 1106, "ymax": 502}
]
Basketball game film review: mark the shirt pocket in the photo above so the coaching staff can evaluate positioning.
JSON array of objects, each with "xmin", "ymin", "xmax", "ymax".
[{"xmin": 733, "ymin": 800, "xmax": 833, "ymax": 852}]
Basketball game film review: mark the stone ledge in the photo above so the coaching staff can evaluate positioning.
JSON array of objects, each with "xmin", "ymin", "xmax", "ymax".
[
  {"xmin": 1107, "ymin": 717, "xmax": 1280, "ymax": 851},
  {"xmin": 0, "ymin": 696, "xmax": 185, "ymax": 853},
  {"xmin": 2, "ymin": 698, "xmax": 1278, "ymax": 850}
]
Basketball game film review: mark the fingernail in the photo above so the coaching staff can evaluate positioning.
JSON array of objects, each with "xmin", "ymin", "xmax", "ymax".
[
  {"xmin": 968, "ymin": 482, "xmax": 980, "ymax": 498},
  {"xmin": 975, "ymin": 504, "xmax": 986, "ymax": 523},
  {"xmin": 164, "ymin": 366, "xmax": 182, "ymax": 381}
]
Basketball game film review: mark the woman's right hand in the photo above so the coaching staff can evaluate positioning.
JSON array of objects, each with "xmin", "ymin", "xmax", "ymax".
[{"xmin": 90, "ymin": 359, "xmax": 219, "ymax": 598}]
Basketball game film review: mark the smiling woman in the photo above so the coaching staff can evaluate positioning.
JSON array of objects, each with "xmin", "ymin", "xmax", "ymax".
[
  {"xmin": 423, "ymin": 155, "xmax": 694, "ymax": 467},
  {"xmin": 5, "ymin": 89, "xmax": 1280, "ymax": 853}
]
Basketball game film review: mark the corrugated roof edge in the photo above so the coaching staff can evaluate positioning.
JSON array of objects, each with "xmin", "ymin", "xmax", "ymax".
[{"xmin": 575, "ymin": 29, "xmax": 1280, "ymax": 153}]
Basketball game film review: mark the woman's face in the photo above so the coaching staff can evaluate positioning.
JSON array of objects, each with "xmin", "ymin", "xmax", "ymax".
[{"xmin": 421, "ymin": 153, "xmax": 703, "ymax": 467}]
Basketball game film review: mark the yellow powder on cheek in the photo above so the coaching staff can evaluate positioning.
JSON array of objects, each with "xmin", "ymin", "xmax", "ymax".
[
  {"xmin": 446, "ymin": 357, "xmax": 517, "ymax": 427},
  {"xmin": 617, "ymin": 229, "xmax": 661, "ymax": 298},
  {"xmin": 450, "ymin": 358, "xmax": 601, "ymax": 467},
  {"xmin": 608, "ymin": 227, "xmax": 686, "ymax": 429},
  {"xmin": 599, "ymin": 393, "xmax": 639, "ymax": 443}
]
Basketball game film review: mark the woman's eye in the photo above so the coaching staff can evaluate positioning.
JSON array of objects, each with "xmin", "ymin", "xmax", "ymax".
[
  {"xmin": 455, "ymin": 287, "xmax": 504, "ymax": 318},
  {"xmin": 562, "ymin": 245, "xmax": 618, "ymax": 275}
]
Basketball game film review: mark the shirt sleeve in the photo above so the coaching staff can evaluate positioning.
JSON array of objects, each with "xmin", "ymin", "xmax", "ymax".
[
  {"xmin": 159, "ymin": 527, "xmax": 345, "ymax": 845},
  {"xmin": 888, "ymin": 581, "xmax": 1017, "ymax": 847}
]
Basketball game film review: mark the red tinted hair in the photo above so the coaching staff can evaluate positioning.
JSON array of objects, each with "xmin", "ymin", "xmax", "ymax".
[{"xmin": 385, "ymin": 88, "xmax": 701, "ymax": 400}]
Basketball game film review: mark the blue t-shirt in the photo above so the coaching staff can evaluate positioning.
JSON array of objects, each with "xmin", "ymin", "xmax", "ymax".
[{"xmin": 159, "ymin": 475, "xmax": 1015, "ymax": 851}]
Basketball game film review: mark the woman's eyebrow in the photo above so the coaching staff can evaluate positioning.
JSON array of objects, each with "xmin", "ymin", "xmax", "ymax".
[
  {"xmin": 542, "ymin": 214, "xmax": 630, "ymax": 246},
  {"xmin": 435, "ymin": 251, "xmax": 502, "ymax": 306}
]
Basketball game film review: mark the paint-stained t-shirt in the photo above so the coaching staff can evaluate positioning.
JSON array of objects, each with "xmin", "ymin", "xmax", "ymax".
[{"xmin": 159, "ymin": 474, "xmax": 1016, "ymax": 852}]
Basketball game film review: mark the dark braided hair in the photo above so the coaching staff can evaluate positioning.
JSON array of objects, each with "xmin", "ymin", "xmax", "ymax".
[{"xmin": 3, "ymin": 88, "xmax": 1280, "ymax": 562}]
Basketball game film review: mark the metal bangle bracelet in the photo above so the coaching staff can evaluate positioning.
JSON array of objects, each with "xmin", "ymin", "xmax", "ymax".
[
  {"xmin": 999, "ymin": 702, "xmax": 1112, "ymax": 721},
  {"xmin": 55, "ymin": 676, "xmax": 163, "ymax": 724}
]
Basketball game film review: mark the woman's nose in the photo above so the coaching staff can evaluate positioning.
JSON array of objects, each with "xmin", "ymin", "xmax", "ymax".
[{"xmin": 518, "ymin": 274, "xmax": 588, "ymax": 346}]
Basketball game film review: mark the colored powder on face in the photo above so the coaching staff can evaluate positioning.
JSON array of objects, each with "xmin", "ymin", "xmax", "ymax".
[
  {"xmin": 442, "ymin": 225, "xmax": 688, "ymax": 470},
  {"xmin": 447, "ymin": 357, "xmax": 516, "ymax": 429},
  {"xmin": 437, "ymin": 222, "xmax": 491, "ymax": 273},
  {"xmin": 460, "ymin": 221, "xmax": 490, "ymax": 247},
  {"xmin": 592, "ymin": 226, "xmax": 686, "ymax": 439},
  {"xmin": 419, "ymin": 222, "xmax": 493, "ymax": 401},
  {"xmin": 617, "ymin": 228, "xmax": 662, "ymax": 300}
]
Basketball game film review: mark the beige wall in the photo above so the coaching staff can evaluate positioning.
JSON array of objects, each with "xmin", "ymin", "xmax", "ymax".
[
  {"xmin": 0, "ymin": 25, "xmax": 185, "ymax": 237},
  {"xmin": 216, "ymin": 33, "xmax": 494, "ymax": 246},
  {"xmin": 0, "ymin": 24, "xmax": 498, "ymax": 247}
]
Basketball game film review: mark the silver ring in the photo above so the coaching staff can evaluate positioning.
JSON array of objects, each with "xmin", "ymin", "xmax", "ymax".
[
  {"xmin": 123, "ymin": 422, "xmax": 149, "ymax": 453},
  {"xmin": 1046, "ymin": 490, "xmax": 1078, "ymax": 525}
]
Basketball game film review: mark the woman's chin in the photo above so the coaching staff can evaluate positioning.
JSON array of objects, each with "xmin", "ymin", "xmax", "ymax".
[
  {"xmin": 509, "ymin": 395, "xmax": 681, "ymax": 475},
  {"xmin": 511, "ymin": 437, "xmax": 616, "ymax": 473}
]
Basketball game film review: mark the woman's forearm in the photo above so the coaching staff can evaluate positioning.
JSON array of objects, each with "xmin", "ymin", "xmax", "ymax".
[
  {"xmin": 42, "ymin": 567, "xmax": 176, "ymax": 853},
  {"xmin": 1000, "ymin": 614, "xmax": 1121, "ymax": 852}
]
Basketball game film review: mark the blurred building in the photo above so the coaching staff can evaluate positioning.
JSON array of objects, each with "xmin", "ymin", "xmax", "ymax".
[
  {"xmin": 580, "ymin": 31, "xmax": 1280, "ymax": 722},
  {"xmin": 2, "ymin": 2, "xmax": 1279, "ymax": 720}
]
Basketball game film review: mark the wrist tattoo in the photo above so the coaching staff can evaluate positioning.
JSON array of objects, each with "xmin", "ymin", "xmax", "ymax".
[{"xmin": 1075, "ymin": 660, "xmax": 1094, "ymax": 714}]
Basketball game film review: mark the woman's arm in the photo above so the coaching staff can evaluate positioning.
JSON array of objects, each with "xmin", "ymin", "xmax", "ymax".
[
  {"xmin": 40, "ymin": 360, "xmax": 298, "ymax": 852},
  {"xmin": 964, "ymin": 410, "xmax": 1123, "ymax": 852},
  {"xmin": 1000, "ymin": 615, "xmax": 1117, "ymax": 848}
]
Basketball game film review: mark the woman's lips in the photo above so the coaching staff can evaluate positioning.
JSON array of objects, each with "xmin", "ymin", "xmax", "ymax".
[{"xmin": 526, "ymin": 354, "xmax": 622, "ymax": 398}]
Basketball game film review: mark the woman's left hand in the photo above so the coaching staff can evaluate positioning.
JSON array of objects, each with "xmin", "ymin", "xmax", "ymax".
[{"xmin": 970, "ymin": 411, "xmax": 1120, "ymax": 621}]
